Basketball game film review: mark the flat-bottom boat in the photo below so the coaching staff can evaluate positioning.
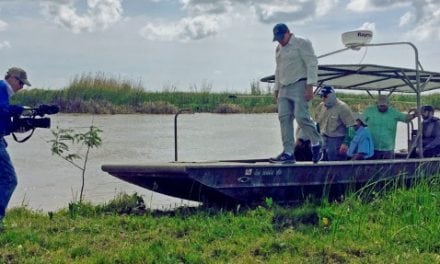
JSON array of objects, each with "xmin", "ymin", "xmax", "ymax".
[{"xmin": 102, "ymin": 157, "xmax": 440, "ymax": 205}]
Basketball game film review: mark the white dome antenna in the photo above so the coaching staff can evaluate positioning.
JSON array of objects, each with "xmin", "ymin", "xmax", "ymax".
[{"xmin": 341, "ymin": 30, "xmax": 373, "ymax": 50}]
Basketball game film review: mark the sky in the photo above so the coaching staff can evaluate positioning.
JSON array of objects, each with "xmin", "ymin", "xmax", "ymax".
[{"xmin": 0, "ymin": 0, "xmax": 439, "ymax": 92}]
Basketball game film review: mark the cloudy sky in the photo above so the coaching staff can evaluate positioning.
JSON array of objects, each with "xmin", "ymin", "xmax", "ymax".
[{"xmin": 0, "ymin": 0, "xmax": 439, "ymax": 92}]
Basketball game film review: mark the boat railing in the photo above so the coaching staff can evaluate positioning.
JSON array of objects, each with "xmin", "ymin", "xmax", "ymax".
[{"xmin": 174, "ymin": 108, "xmax": 192, "ymax": 161}]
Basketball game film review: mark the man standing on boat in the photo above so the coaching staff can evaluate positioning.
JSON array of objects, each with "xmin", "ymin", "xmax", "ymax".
[
  {"xmin": 363, "ymin": 95, "xmax": 416, "ymax": 159},
  {"xmin": 315, "ymin": 86, "xmax": 356, "ymax": 161},
  {"xmin": 0, "ymin": 67, "xmax": 30, "ymax": 231},
  {"xmin": 270, "ymin": 23, "xmax": 322, "ymax": 164}
]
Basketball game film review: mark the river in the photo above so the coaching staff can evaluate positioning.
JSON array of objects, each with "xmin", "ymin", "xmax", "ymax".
[{"xmin": 7, "ymin": 113, "xmax": 410, "ymax": 212}]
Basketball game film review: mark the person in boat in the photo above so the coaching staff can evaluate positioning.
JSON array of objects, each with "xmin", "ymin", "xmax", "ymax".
[
  {"xmin": 0, "ymin": 67, "xmax": 31, "ymax": 231},
  {"xmin": 363, "ymin": 94, "xmax": 417, "ymax": 159},
  {"xmin": 315, "ymin": 85, "xmax": 356, "ymax": 161},
  {"xmin": 418, "ymin": 105, "xmax": 440, "ymax": 157},
  {"xmin": 347, "ymin": 114, "xmax": 374, "ymax": 160},
  {"xmin": 269, "ymin": 23, "xmax": 322, "ymax": 164}
]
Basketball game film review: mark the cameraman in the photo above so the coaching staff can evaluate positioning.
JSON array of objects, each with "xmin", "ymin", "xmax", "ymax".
[{"xmin": 0, "ymin": 67, "xmax": 30, "ymax": 230}]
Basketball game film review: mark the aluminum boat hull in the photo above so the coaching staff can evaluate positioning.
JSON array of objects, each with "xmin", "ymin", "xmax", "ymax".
[{"xmin": 102, "ymin": 158, "xmax": 440, "ymax": 205}]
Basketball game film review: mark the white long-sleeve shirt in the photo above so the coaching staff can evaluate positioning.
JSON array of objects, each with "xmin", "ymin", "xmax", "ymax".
[{"xmin": 274, "ymin": 35, "xmax": 318, "ymax": 91}]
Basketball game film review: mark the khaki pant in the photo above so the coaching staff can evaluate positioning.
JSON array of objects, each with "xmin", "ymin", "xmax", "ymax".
[{"xmin": 277, "ymin": 81, "xmax": 321, "ymax": 154}]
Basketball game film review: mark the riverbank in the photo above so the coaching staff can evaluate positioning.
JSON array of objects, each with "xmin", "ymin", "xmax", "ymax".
[
  {"xmin": 11, "ymin": 73, "xmax": 438, "ymax": 115},
  {"xmin": 2, "ymin": 179, "xmax": 440, "ymax": 263}
]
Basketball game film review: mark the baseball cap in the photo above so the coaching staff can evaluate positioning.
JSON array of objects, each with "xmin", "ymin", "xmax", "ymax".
[
  {"xmin": 318, "ymin": 85, "xmax": 335, "ymax": 97},
  {"xmin": 377, "ymin": 95, "xmax": 388, "ymax": 106},
  {"xmin": 273, "ymin": 23, "xmax": 289, "ymax": 41},
  {"xmin": 421, "ymin": 105, "xmax": 434, "ymax": 112},
  {"xmin": 354, "ymin": 113, "xmax": 367, "ymax": 126},
  {"xmin": 7, "ymin": 67, "xmax": 31, "ymax": 86}
]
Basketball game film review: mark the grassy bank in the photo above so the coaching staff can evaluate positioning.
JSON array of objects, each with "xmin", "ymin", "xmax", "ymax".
[
  {"xmin": 10, "ymin": 73, "xmax": 440, "ymax": 114},
  {"xmin": 1, "ymin": 177, "xmax": 440, "ymax": 263}
]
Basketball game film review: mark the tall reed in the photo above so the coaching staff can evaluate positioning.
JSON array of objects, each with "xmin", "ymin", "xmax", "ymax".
[{"xmin": 10, "ymin": 73, "xmax": 438, "ymax": 114}]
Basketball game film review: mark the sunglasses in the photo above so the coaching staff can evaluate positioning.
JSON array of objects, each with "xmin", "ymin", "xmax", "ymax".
[
  {"xmin": 320, "ymin": 94, "xmax": 328, "ymax": 98},
  {"xmin": 15, "ymin": 77, "xmax": 24, "ymax": 86}
]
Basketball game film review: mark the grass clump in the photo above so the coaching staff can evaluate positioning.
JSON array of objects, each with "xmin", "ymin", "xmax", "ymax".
[{"xmin": 213, "ymin": 103, "xmax": 243, "ymax": 113}]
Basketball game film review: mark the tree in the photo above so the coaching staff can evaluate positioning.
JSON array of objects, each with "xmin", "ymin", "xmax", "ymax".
[{"xmin": 49, "ymin": 125, "xmax": 103, "ymax": 203}]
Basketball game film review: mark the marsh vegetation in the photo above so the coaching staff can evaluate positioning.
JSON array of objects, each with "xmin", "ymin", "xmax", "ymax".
[{"xmin": 11, "ymin": 73, "xmax": 440, "ymax": 115}]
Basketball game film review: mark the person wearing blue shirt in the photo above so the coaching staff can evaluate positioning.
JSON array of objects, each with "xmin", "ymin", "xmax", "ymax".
[
  {"xmin": 347, "ymin": 114, "xmax": 374, "ymax": 160},
  {"xmin": 0, "ymin": 67, "xmax": 31, "ymax": 231}
]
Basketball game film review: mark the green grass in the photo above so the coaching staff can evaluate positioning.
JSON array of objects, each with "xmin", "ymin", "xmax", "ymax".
[
  {"xmin": 10, "ymin": 72, "xmax": 439, "ymax": 114},
  {"xmin": 2, "ymin": 179, "xmax": 440, "ymax": 263}
]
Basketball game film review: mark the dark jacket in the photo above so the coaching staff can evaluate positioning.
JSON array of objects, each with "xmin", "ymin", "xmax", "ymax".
[{"xmin": 422, "ymin": 116, "xmax": 440, "ymax": 151}]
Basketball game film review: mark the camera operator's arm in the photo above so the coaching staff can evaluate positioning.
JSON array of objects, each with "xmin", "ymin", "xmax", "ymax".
[
  {"xmin": 0, "ymin": 102, "xmax": 24, "ymax": 117},
  {"xmin": 0, "ymin": 86, "xmax": 23, "ymax": 116},
  {"xmin": 0, "ymin": 95, "xmax": 25, "ymax": 135},
  {"xmin": 8, "ymin": 105, "xmax": 24, "ymax": 115}
]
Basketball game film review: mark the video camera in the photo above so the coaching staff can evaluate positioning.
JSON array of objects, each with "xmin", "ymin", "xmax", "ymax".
[{"xmin": 11, "ymin": 104, "xmax": 59, "ymax": 143}]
